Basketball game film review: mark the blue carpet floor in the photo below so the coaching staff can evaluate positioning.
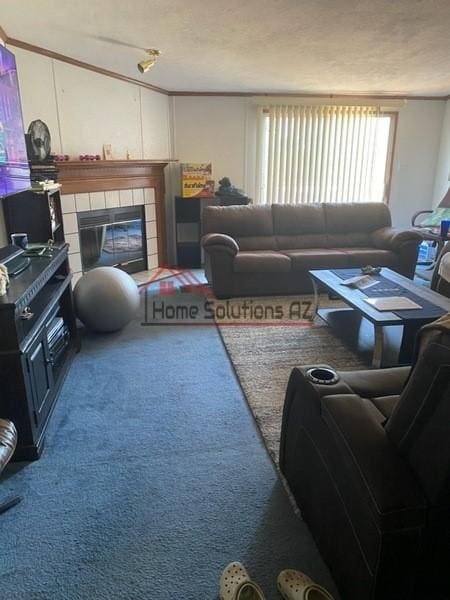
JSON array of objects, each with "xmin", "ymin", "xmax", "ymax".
[{"xmin": 0, "ymin": 284, "xmax": 338, "ymax": 599}]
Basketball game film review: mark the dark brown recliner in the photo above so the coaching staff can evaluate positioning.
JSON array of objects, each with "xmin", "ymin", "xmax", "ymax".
[
  {"xmin": 279, "ymin": 315, "xmax": 450, "ymax": 600},
  {"xmin": 0, "ymin": 419, "xmax": 20, "ymax": 515}
]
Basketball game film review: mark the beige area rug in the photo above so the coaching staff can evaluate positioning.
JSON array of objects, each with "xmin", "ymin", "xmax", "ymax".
[{"xmin": 216, "ymin": 294, "xmax": 368, "ymax": 463}]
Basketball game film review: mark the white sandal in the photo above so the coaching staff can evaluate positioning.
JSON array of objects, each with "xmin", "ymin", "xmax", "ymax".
[
  {"xmin": 220, "ymin": 562, "xmax": 266, "ymax": 600},
  {"xmin": 277, "ymin": 569, "xmax": 334, "ymax": 600}
]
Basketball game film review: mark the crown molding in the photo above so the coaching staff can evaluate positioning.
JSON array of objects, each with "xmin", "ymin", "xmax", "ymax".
[
  {"xmin": 0, "ymin": 25, "xmax": 7, "ymax": 45},
  {"xmin": 170, "ymin": 90, "xmax": 450, "ymax": 101},
  {"xmin": 6, "ymin": 36, "xmax": 168, "ymax": 95},
  {"xmin": 2, "ymin": 29, "xmax": 449, "ymax": 101}
]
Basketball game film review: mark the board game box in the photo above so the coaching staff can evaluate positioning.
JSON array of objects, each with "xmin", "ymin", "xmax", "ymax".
[{"xmin": 181, "ymin": 163, "xmax": 213, "ymax": 197}]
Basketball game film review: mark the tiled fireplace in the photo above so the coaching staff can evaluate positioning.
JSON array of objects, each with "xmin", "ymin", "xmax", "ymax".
[
  {"xmin": 57, "ymin": 160, "xmax": 168, "ymax": 286},
  {"xmin": 60, "ymin": 187, "xmax": 158, "ymax": 285}
]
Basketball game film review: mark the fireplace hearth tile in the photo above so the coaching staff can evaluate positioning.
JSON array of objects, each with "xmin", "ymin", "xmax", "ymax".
[
  {"xmin": 90, "ymin": 191, "xmax": 106, "ymax": 210},
  {"xmin": 61, "ymin": 194, "xmax": 76, "ymax": 214},
  {"xmin": 119, "ymin": 189, "xmax": 133, "ymax": 207},
  {"xmin": 144, "ymin": 188, "xmax": 155, "ymax": 205},
  {"xmin": 75, "ymin": 193, "xmax": 90, "ymax": 212},
  {"xmin": 72, "ymin": 272, "xmax": 82, "ymax": 286},
  {"xmin": 147, "ymin": 238, "xmax": 158, "ymax": 255},
  {"xmin": 66, "ymin": 233, "xmax": 80, "ymax": 254},
  {"xmin": 146, "ymin": 221, "xmax": 157, "ymax": 239},
  {"xmin": 105, "ymin": 190, "xmax": 120, "ymax": 208},
  {"xmin": 145, "ymin": 204, "xmax": 156, "ymax": 222},
  {"xmin": 148, "ymin": 254, "xmax": 158, "ymax": 269},
  {"xmin": 132, "ymin": 188, "xmax": 145, "ymax": 205},
  {"xmin": 69, "ymin": 253, "xmax": 82, "ymax": 273},
  {"xmin": 63, "ymin": 213, "xmax": 79, "ymax": 234}
]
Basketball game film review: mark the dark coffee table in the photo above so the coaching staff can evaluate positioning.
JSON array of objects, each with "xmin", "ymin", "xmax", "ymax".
[{"xmin": 309, "ymin": 268, "xmax": 450, "ymax": 367}]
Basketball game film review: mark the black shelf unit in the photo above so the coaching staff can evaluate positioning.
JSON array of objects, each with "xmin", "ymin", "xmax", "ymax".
[
  {"xmin": 2, "ymin": 187, "xmax": 65, "ymax": 245},
  {"xmin": 175, "ymin": 196, "xmax": 220, "ymax": 267},
  {"xmin": 0, "ymin": 244, "xmax": 79, "ymax": 460},
  {"xmin": 175, "ymin": 195, "xmax": 252, "ymax": 268}
]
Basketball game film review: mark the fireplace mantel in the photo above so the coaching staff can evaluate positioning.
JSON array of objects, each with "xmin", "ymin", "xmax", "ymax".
[{"xmin": 58, "ymin": 160, "xmax": 170, "ymax": 264}]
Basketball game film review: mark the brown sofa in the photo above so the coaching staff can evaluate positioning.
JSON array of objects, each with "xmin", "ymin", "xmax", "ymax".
[{"xmin": 201, "ymin": 203, "xmax": 422, "ymax": 298}]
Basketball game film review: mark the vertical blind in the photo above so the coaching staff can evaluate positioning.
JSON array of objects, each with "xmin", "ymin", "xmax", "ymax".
[{"xmin": 256, "ymin": 105, "xmax": 390, "ymax": 205}]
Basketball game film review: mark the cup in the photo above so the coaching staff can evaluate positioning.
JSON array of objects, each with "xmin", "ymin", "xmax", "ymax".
[
  {"xmin": 440, "ymin": 220, "xmax": 450, "ymax": 239},
  {"xmin": 10, "ymin": 233, "xmax": 28, "ymax": 249}
]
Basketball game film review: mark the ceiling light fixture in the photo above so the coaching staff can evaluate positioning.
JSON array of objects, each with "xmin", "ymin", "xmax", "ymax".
[{"xmin": 137, "ymin": 49, "xmax": 161, "ymax": 73}]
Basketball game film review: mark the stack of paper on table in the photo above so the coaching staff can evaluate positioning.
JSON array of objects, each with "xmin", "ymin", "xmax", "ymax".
[{"xmin": 364, "ymin": 296, "xmax": 422, "ymax": 311}]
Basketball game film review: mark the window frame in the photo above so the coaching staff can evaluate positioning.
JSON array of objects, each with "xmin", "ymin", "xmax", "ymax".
[{"xmin": 256, "ymin": 107, "xmax": 398, "ymax": 206}]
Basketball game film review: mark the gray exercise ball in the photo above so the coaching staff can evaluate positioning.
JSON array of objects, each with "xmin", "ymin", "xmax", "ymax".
[{"xmin": 74, "ymin": 267, "xmax": 140, "ymax": 332}]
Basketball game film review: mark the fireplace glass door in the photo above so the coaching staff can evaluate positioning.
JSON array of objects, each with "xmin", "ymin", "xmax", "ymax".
[{"xmin": 78, "ymin": 206, "xmax": 147, "ymax": 274}]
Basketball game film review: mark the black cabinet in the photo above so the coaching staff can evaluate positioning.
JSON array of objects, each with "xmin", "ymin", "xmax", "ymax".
[
  {"xmin": 2, "ymin": 187, "xmax": 64, "ymax": 244},
  {"xmin": 175, "ymin": 196, "xmax": 219, "ymax": 267},
  {"xmin": 0, "ymin": 244, "xmax": 78, "ymax": 460},
  {"xmin": 175, "ymin": 195, "xmax": 251, "ymax": 267},
  {"xmin": 27, "ymin": 330, "xmax": 53, "ymax": 430}
]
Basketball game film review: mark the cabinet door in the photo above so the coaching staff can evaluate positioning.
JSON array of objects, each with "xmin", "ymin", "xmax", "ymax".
[{"xmin": 27, "ymin": 333, "xmax": 54, "ymax": 429}]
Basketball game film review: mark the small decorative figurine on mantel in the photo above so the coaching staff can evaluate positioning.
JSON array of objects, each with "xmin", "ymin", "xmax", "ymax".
[{"xmin": 0, "ymin": 264, "xmax": 9, "ymax": 297}]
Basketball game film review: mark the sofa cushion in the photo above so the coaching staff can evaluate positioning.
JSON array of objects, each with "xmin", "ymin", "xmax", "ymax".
[
  {"xmin": 276, "ymin": 234, "xmax": 328, "ymax": 250},
  {"xmin": 326, "ymin": 232, "xmax": 372, "ymax": 247},
  {"xmin": 338, "ymin": 247, "xmax": 398, "ymax": 267},
  {"xmin": 370, "ymin": 396, "xmax": 399, "ymax": 420},
  {"xmin": 281, "ymin": 249, "xmax": 349, "ymax": 271},
  {"xmin": 233, "ymin": 251, "xmax": 291, "ymax": 273},
  {"xmin": 235, "ymin": 235, "xmax": 277, "ymax": 251},
  {"xmin": 324, "ymin": 202, "xmax": 391, "ymax": 234},
  {"xmin": 202, "ymin": 205, "xmax": 276, "ymax": 250},
  {"xmin": 339, "ymin": 367, "xmax": 409, "ymax": 399},
  {"xmin": 272, "ymin": 204, "xmax": 326, "ymax": 235},
  {"xmin": 202, "ymin": 205, "xmax": 273, "ymax": 237}
]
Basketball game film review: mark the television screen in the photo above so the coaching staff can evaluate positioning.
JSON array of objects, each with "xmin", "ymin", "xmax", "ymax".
[{"xmin": 0, "ymin": 45, "xmax": 31, "ymax": 198}]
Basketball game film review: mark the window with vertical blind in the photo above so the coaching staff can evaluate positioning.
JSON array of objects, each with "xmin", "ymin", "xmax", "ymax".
[{"xmin": 256, "ymin": 105, "xmax": 395, "ymax": 205}]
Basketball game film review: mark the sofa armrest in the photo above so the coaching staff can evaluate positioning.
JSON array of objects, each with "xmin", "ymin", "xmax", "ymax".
[
  {"xmin": 201, "ymin": 233, "xmax": 239, "ymax": 256},
  {"xmin": 372, "ymin": 227, "xmax": 422, "ymax": 250},
  {"xmin": 321, "ymin": 393, "xmax": 426, "ymax": 529}
]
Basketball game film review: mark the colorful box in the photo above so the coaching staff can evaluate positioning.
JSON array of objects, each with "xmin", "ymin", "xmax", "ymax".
[{"xmin": 181, "ymin": 163, "xmax": 213, "ymax": 198}]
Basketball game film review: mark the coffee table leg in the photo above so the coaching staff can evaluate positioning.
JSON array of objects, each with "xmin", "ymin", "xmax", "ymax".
[
  {"xmin": 310, "ymin": 278, "xmax": 319, "ymax": 321},
  {"xmin": 372, "ymin": 325, "xmax": 385, "ymax": 368},
  {"xmin": 398, "ymin": 323, "xmax": 420, "ymax": 365}
]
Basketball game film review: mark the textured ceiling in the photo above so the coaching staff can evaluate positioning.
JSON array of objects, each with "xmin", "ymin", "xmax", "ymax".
[{"xmin": 1, "ymin": 0, "xmax": 450, "ymax": 95}]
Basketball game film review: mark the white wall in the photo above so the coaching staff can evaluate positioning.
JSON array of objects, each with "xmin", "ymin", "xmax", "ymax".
[
  {"xmin": 432, "ymin": 100, "xmax": 450, "ymax": 206},
  {"xmin": 0, "ymin": 45, "xmax": 172, "ymax": 247},
  {"xmin": 389, "ymin": 100, "xmax": 445, "ymax": 226},
  {"xmin": 12, "ymin": 46, "xmax": 172, "ymax": 160},
  {"xmin": 172, "ymin": 96, "xmax": 248, "ymax": 192},
  {"xmin": 172, "ymin": 96, "xmax": 446, "ymax": 229}
]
